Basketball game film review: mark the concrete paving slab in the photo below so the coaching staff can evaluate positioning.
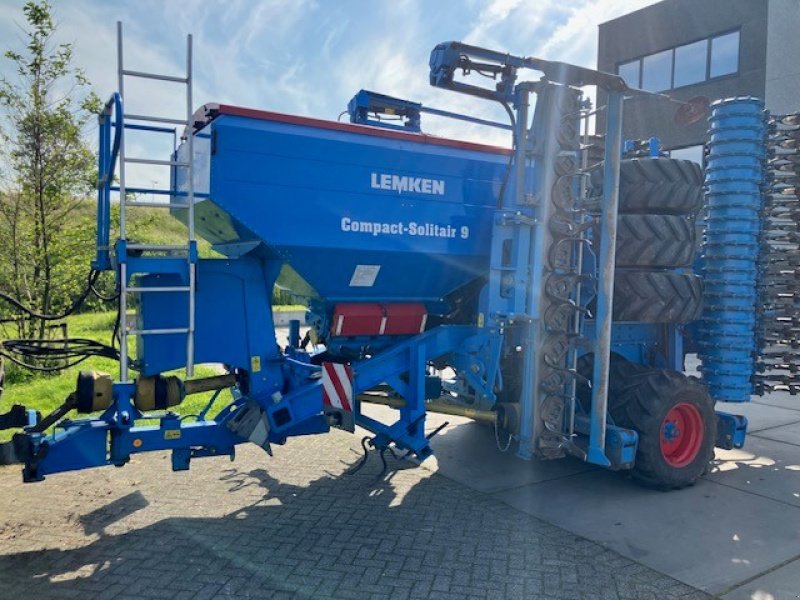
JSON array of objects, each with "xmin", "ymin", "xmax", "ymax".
[
  {"xmin": 362, "ymin": 402, "xmax": 594, "ymax": 492},
  {"xmin": 752, "ymin": 390, "xmax": 800, "ymax": 412},
  {"xmin": 752, "ymin": 420, "xmax": 800, "ymax": 447},
  {"xmin": 716, "ymin": 401, "xmax": 800, "ymax": 432},
  {"xmin": 426, "ymin": 419, "xmax": 595, "ymax": 493},
  {"xmin": 495, "ymin": 470, "xmax": 800, "ymax": 594},
  {"xmin": 684, "ymin": 353, "xmax": 703, "ymax": 375},
  {"xmin": 722, "ymin": 557, "xmax": 800, "ymax": 600},
  {"xmin": 708, "ymin": 436, "xmax": 800, "ymax": 507}
]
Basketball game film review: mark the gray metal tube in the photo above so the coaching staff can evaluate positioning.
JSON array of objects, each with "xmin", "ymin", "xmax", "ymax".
[
  {"xmin": 358, "ymin": 394, "xmax": 497, "ymax": 424},
  {"xmin": 587, "ymin": 92, "xmax": 623, "ymax": 467}
]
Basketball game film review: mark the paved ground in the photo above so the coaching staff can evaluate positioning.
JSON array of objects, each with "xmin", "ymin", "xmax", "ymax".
[
  {"xmin": 0, "ymin": 351, "xmax": 797, "ymax": 599},
  {"xmin": 410, "ymin": 355, "xmax": 800, "ymax": 600},
  {"xmin": 0, "ymin": 428, "xmax": 707, "ymax": 599}
]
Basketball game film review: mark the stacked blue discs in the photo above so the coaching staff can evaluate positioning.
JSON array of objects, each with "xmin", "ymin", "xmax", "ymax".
[{"xmin": 699, "ymin": 97, "xmax": 766, "ymax": 402}]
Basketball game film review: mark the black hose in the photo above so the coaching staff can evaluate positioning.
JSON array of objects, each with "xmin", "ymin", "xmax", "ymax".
[
  {"xmin": 496, "ymin": 101, "xmax": 517, "ymax": 209},
  {"xmin": 0, "ymin": 337, "xmax": 120, "ymax": 373},
  {"xmin": 0, "ymin": 270, "xmax": 106, "ymax": 322},
  {"xmin": 0, "ymin": 268, "xmax": 122, "ymax": 374}
]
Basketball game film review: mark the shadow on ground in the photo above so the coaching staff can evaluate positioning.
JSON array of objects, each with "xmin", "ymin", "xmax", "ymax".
[{"xmin": 0, "ymin": 444, "xmax": 706, "ymax": 600}]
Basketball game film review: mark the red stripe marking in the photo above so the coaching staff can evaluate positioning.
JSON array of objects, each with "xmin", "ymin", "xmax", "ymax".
[
  {"xmin": 321, "ymin": 363, "xmax": 335, "ymax": 408},
  {"xmin": 215, "ymin": 104, "xmax": 512, "ymax": 156},
  {"xmin": 327, "ymin": 363, "xmax": 352, "ymax": 413}
]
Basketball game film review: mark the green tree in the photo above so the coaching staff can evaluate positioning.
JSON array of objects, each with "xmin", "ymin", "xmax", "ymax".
[{"xmin": 0, "ymin": 0, "xmax": 100, "ymax": 339}]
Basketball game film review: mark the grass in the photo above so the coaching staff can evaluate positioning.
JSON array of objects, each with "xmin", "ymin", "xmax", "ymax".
[
  {"xmin": 273, "ymin": 305, "xmax": 306, "ymax": 312},
  {"xmin": 1, "ymin": 310, "xmax": 235, "ymax": 441}
]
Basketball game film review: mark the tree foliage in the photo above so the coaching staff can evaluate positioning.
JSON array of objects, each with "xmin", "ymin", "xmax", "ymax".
[{"xmin": 0, "ymin": 0, "xmax": 101, "ymax": 339}]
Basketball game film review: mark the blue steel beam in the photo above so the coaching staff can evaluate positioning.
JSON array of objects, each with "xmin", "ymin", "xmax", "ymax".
[
  {"xmin": 93, "ymin": 93, "xmax": 122, "ymax": 271},
  {"xmin": 348, "ymin": 89, "xmax": 512, "ymax": 132}
]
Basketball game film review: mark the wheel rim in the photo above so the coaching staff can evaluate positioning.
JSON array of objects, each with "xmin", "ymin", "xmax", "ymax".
[{"xmin": 660, "ymin": 402, "xmax": 704, "ymax": 468}]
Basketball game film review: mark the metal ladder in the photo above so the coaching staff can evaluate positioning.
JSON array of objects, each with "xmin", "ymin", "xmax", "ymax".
[{"xmin": 115, "ymin": 21, "xmax": 196, "ymax": 382}]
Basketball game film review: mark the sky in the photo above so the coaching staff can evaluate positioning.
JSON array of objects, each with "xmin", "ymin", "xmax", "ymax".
[{"xmin": 0, "ymin": 0, "xmax": 662, "ymax": 188}]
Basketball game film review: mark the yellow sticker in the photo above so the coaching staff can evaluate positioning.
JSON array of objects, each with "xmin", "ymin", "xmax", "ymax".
[
  {"xmin": 477, "ymin": 313, "xmax": 485, "ymax": 327},
  {"xmin": 251, "ymin": 356, "xmax": 261, "ymax": 373},
  {"xmin": 164, "ymin": 430, "xmax": 181, "ymax": 440}
]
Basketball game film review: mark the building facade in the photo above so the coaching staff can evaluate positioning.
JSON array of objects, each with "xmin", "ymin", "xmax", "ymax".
[{"xmin": 597, "ymin": 0, "xmax": 800, "ymax": 163}]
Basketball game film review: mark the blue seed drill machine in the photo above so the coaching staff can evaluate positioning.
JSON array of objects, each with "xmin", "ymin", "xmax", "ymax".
[{"xmin": 1, "ymin": 23, "xmax": 798, "ymax": 491}]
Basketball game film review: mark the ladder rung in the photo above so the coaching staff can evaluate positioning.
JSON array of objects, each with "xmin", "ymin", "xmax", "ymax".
[
  {"xmin": 111, "ymin": 186, "xmax": 208, "ymax": 199},
  {"xmin": 127, "ymin": 286, "xmax": 191, "ymax": 293},
  {"xmin": 126, "ymin": 244, "xmax": 190, "ymax": 251},
  {"xmin": 125, "ymin": 113, "xmax": 187, "ymax": 125},
  {"xmin": 125, "ymin": 200, "xmax": 190, "ymax": 208},
  {"xmin": 122, "ymin": 69, "xmax": 187, "ymax": 83},
  {"xmin": 125, "ymin": 157, "xmax": 189, "ymax": 167},
  {"xmin": 128, "ymin": 328, "xmax": 191, "ymax": 336}
]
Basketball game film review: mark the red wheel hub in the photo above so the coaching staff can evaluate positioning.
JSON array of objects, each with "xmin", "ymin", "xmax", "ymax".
[{"xmin": 660, "ymin": 402, "xmax": 704, "ymax": 468}]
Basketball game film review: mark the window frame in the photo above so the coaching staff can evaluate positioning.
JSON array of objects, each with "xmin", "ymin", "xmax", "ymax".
[
  {"xmin": 672, "ymin": 38, "xmax": 709, "ymax": 89},
  {"xmin": 708, "ymin": 28, "xmax": 741, "ymax": 81},
  {"xmin": 641, "ymin": 48, "xmax": 674, "ymax": 93},
  {"xmin": 614, "ymin": 27, "xmax": 741, "ymax": 92},
  {"xmin": 617, "ymin": 57, "xmax": 642, "ymax": 88}
]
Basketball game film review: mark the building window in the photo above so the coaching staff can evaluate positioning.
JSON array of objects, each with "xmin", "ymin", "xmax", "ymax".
[
  {"xmin": 642, "ymin": 49, "xmax": 672, "ymax": 92},
  {"xmin": 618, "ymin": 59, "xmax": 640, "ymax": 88},
  {"xmin": 673, "ymin": 39, "xmax": 707, "ymax": 88},
  {"xmin": 710, "ymin": 30, "xmax": 740, "ymax": 78},
  {"xmin": 616, "ymin": 28, "xmax": 740, "ymax": 91},
  {"xmin": 669, "ymin": 144, "xmax": 704, "ymax": 166}
]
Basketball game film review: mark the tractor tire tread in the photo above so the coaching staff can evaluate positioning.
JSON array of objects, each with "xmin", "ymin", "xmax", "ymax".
[
  {"xmin": 577, "ymin": 355, "xmax": 716, "ymax": 490},
  {"xmin": 613, "ymin": 270, "xmax": 703, "ymax": 323},
  {"xmin": 590, "ymin": 158, "xmax": 704, "ymax": 215},
  {"xmin": 616, "ymin": 214, "xmax": 695, "ymax": 268}
]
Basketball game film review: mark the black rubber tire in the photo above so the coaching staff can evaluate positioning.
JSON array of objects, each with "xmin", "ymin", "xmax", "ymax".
[
  {"xmin": 590, "ymin": 158, "xmax": 704, "ymax": 216},
  {"xmin": 616, "ymin": 214, "xmax": 695, "ymax": 268},
  {"xmin": 577, "ymin": 355, "xmax": 716, "ymax": 490},
  {"xmin": 612, "ymin": 270, "xmax": 703, "ymax": 323}
]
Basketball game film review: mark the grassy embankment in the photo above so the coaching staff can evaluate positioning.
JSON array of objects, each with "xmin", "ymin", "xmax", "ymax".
[{"xmin": 0, "ymin": 202, "xmax": 304, "ymax": 441}]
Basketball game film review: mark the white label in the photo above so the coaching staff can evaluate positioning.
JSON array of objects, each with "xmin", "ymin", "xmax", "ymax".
[
  {"xmin": 349, "ymin": 265, "xmax": 380, "ymax": 287},
  {"xmin": 341, "ymin": 217, "xmax": 469, "ymax": 239},
  {"xmin": 370, "ymin": 172, "xmax": 445, "ymax": 195}
]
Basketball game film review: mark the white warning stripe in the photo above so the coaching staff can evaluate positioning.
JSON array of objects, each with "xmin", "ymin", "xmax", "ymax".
[
  {"xmin": 332, "ymin": 363, "xmax": 353, "ymax": 406},
  {"xmin": 334, "ymin": 314, "xmax": 345, "ymax": 336},
  {"xmin": 322, "ymin": 362, "xmax": 353, "ymax": 412},
  {"xmin": 321, "ymin": 371, "xmax": 343, "ymax": 409}
]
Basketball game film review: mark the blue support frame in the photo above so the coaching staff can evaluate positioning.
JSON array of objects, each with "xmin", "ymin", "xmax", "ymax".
[
  {"xmin": 348, "ymin": 89, "xmax": 512, "ymax": 133},
  {"xmin": 93, "ymin": 93, "xmax": 122, "ymax": 271}
]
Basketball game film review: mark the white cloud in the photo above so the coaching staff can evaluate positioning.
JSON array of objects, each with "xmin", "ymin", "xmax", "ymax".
[{"xmin": 0, "ymin": 0, "xmax": 664, "ymax": 187}]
